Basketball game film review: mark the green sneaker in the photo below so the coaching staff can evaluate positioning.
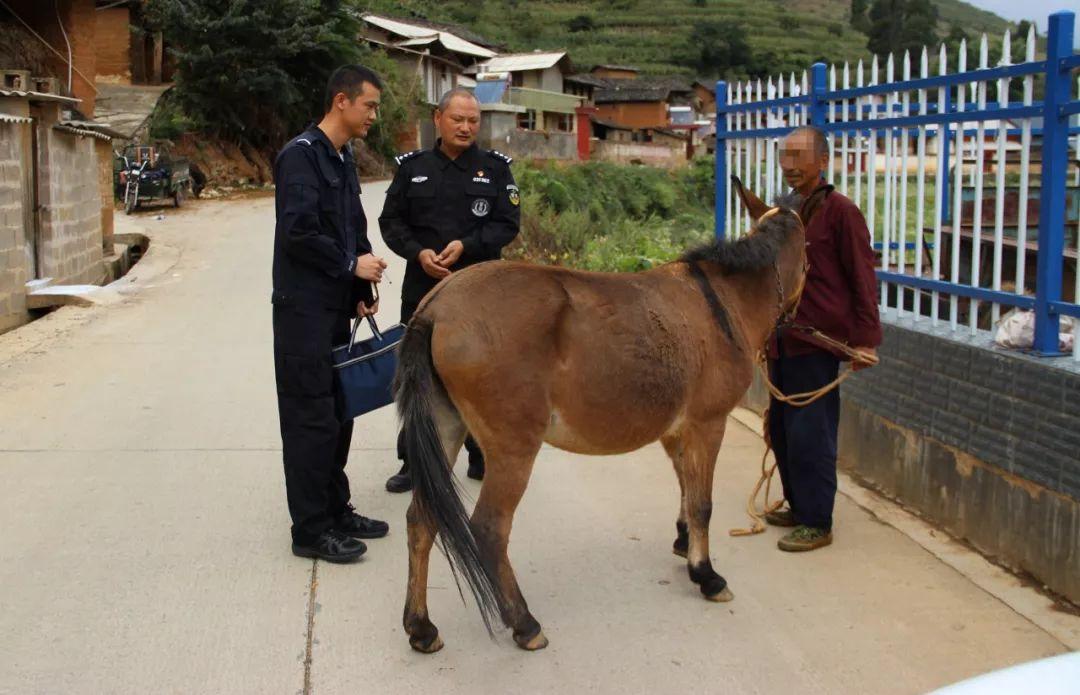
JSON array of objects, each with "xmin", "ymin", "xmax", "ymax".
[
  {"xmin": 764, "ymin": 508, "xmax": 797, "ymax": 527},
  {"xmin": 777, "ymin": 525, "xmax": 833, "ymax": 552}
]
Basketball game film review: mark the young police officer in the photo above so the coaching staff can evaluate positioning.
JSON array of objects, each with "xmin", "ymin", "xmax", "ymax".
[
  {"xmin": 379, "ymin": 87, "xmax": 521, "ymax": 493},
  {"xmin": 272, "ymin": 65, "xmax": 390, "ymax": 562}
]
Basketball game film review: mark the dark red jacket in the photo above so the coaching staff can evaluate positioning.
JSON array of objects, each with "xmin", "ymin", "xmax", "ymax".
[{"xmin": 770, "ymin": 188, "xmax": 882, "ymax": 359}]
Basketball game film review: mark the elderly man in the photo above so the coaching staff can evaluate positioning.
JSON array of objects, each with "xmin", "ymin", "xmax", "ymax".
[
  {"xmin": 766, "ymin": 125, "xmax": 881, "ymax": 552},
  {"xmin": 379, "ymin": 87, "xmax": 521, "ymax": 493}
]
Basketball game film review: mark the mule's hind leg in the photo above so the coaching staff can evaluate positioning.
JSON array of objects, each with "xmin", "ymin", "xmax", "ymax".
[
  {"xmin": 469, "ymin": 440, "xmax": 547, "ymax": 651},
  {"xmin": 403, "ymin": 400, "xmax": 467, "ymax": 654},
  {"xmin": 662, "ymin": 435, "xmax": 690, "ymax": 558},
  {"xmin": 680, "ymin": 419, "xmax": 734, "ymax": 603}
]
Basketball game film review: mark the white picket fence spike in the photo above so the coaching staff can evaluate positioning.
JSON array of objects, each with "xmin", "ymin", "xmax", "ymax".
[
  {"xmin": 970, "ymin": 47, "xmax": 988, "ymax": 335},
  {"xmin": 950, "ymin": 40, "xmax": 967, "ymax": 331},
  {"xmin": 932, "ymin": 43, "xmax": 948, "ymax": 326}
]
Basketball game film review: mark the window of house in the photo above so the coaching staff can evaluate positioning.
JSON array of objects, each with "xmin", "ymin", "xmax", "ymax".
[
  {"xmin": 517, "ymin": 109, "xmax": 537, "ymax": 130},
  {"xmin": 555, "ymin": 113, "xmax": 574, "ymax": 132}
]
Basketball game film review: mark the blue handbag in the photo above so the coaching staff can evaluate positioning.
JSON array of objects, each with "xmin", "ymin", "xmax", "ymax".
[{"xmin": 331, "ymin": 304, "xmax": 406, "ymax": 420}]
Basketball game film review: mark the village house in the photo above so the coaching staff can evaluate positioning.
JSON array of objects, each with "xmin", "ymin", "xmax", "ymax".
[
  {"xmin": 358, "ymin": 14, "xmax": 498, "ymax": 150},
  {"xmin": 466, "ymin": 51, "xmax": 582, "ymax": 134},
  {"xmin": 0, "ymin": 0, "xmax": 131, "ymax": 334}
]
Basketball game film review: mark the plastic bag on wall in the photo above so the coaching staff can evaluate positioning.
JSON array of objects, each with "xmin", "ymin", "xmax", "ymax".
[{"xmin": 993, "ymin": 308, "xmax": 1074, "ymax": 351}]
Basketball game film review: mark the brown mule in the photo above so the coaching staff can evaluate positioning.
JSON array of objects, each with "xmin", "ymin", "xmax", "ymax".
[{"xmin": 396, "ymin": 183, "xmax": 818, "ymax": 653}]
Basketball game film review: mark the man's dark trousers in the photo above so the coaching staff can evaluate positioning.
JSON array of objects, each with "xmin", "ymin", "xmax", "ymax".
[
  {"xmin": 274, "ymin": 302, "xmax": 354, "ymax": 545},
  {"xmin": 767, "ymin": 338, "xmax": 841, "ymax": 531},
  {"xmin": 394, "ymin": 300, "xmax": 482, "ymax": 463}
]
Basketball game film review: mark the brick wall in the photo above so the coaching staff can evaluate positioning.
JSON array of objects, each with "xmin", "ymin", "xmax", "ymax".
[
  {"xmin": 595, "ymin": 102, "xmax": 668, "ymax": 129},
  {"xmin": 4, "ymin": 0, "xmax": 98, "ymax": 113},
  {"xmin": 94, "ymin": 7, "xmax": 132, "ymax": 83},
  {"xmin": 36, "ymin": 126, "xmax": 104, "ymax": 285},
  {"xmin": 0, "ymin": 121, "xmax": 29, "ymax": 333}
]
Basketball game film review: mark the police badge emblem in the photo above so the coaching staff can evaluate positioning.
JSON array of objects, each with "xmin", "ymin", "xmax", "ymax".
[
  {"xmin": 507, "ymin": 184, "xmax": 520, "ymax": 207},
  {"xmin": 472, "ymin": 198, "xmax": 491, "ymax": 217}
]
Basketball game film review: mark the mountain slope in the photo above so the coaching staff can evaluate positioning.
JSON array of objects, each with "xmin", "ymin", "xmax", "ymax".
[{"xmin": 358, "ymin": 0, "xmax": 1018, "ymax": 78}]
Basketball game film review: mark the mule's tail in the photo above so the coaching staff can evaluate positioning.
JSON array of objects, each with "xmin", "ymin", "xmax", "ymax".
[{"xmin": 393, "ymin": 316, "xmax": 504, "ymax": 634}]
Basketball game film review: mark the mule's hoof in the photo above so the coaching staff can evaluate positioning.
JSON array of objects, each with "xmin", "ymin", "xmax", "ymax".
[
  {"xmin": 672, "ymin": 543, "xmax": 688, "ymax": 559},
  {"xmin": 705, "ymin": 586, "xmax": 734, "ymax": 603},
  {"xmin": 409, "ymin": 633, "xmax": 444, "ymax": 654},
  {"xmin": 514, "ymin": 630, "xmax": 549, "ymax": 651}
]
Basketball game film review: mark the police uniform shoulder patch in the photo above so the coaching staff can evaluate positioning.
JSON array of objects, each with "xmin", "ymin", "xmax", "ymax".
[
  {"xmin": 394, "ymin": 149, "xmax": 423, "ymax": 166},
  {"xmin": 488, "ymin": 149, "xmax": 513, "ymax": 165},
  {"xmin": 295, "ymin": 137, "xmax": 313, "ymax": 146}
]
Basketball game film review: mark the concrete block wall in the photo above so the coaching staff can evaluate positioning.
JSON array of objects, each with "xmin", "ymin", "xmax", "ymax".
[
  {"xmin": 592, "ymin": 140, "xmax": 684, "ymax": 168},
  {"xmin": 36, "ymin": 127, "xmax": 104, "ymax": 286},
  {"xmin": 0, "ymin": 121, "xmax": 29, "ymax": 332}
]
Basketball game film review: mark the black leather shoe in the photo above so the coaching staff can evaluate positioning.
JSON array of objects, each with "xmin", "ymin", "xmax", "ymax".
[
  {"xmin": 335, "ymin": 504, "xmax": 389, "ymax": 539},
  {"xmin": 386, "ymin": 462, "xmax": 412, "ymax": 493},
  {"xmin": 292, "ymin": 529, "xmax": 367, "ymax": 563}
]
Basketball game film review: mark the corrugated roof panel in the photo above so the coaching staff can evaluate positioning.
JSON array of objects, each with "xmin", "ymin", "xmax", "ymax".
[
  {"xmin": 364, "ymin": 14, "xmax": 496, "ymax": 58},
  {"xmin": 476, "ymin": 52, "xmax": 567, "ymax": 73}
]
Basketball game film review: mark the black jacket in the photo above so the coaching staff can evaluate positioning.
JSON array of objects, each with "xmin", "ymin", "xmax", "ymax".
[
  {"xmin": 272, "ymin": 126, "xmax": 374, "ymax": 312},
  {"xmin": 379, "ymin": 142, "xmax": 520, "ymax": 304}
]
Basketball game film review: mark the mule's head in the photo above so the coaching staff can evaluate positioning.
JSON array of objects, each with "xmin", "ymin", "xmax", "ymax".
[{"xmin": 731, "ymin": 175, "xmax": 831, "ymax": 229}]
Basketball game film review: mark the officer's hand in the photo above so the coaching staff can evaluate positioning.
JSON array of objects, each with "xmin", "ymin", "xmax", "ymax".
[
  {"xmin": 357, "ymin": 299, "xmax": 379, "ymax": 318},
  {"xmin": 355, "ymin": 254, "xmax": 387, "ymax": 282},
  {"xmin": 436, "ymin": 240, "xmax": 464, "ymax": 267},
  {"xmin": 418, "ymin": 249, "xmax": 451, "ymax": 280}
]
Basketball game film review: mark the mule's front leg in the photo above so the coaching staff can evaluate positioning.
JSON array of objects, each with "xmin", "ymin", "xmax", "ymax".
[
  {"xmin": 682, "ymin": 424, "xmax": 734, "ymax": 603},
  {"xmin": 404, "ymin": 500, "xmax": 443, "ymax": 653}
]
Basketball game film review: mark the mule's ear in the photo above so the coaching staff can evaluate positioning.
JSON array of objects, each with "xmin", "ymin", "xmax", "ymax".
[{"xmin": 731, "ymin": 175, "xmax": 771, "ymax": 221}]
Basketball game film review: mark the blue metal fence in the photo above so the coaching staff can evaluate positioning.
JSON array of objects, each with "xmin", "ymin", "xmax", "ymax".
[{"xmin": 714, "ymin": 10, "xmax": 1080, "ymax": 357}]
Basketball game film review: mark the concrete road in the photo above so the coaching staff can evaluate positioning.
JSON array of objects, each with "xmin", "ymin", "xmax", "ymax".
[{"xmin": 0, "ymin": 184, "xmax": 1072, "ymax": 695}]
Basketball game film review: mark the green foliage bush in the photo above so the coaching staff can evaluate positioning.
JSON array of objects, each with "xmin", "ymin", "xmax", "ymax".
[{"xmin": 505, "ymin": 160, "xmax": 717, "ymax": 272}]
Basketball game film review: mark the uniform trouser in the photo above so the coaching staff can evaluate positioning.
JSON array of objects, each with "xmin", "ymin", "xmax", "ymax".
[
  {"xmin": 395, "ymin": 300, "xmax": 483, "ymax": 464},
  {"xmin": 767, "ymin": 338, "xmax": 841, "ymax": 531},
  {"xmin": 273, "ymin": 303, "xmax": 353, "ymax": 545}
]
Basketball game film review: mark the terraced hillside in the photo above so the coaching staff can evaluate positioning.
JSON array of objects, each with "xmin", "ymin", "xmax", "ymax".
[{"xmin": 358, "ymin": 0, "xmax": 1014, "ymax": 77}]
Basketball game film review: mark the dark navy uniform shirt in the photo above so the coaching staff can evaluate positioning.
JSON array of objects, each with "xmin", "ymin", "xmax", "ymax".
[
  {"xmin": 379, "ymin": 142, "xmax": 520, "ymax": 304},
  {"xmin": 272, "ymin": 126, "xmax": 374, "ymax": 312}
]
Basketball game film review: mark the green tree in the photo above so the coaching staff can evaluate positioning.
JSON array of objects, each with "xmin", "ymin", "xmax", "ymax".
[
  {"xmin": 867, "ymin": 0, "xmax": 938, "ymax": 60},
  {"xmin": 567, "ymin": 14, "xmax": 596, "ymax": 33},
  {"xmin": 147, "ymin": 0, "xmax": 363, "ymax": 150},
  {"xmin": 677, "ymin": 20, "xmax": 754, "ymax": 78},
  {"xmin": 850, "ymin": 0, "xmax": 870, "ymax": 32}
]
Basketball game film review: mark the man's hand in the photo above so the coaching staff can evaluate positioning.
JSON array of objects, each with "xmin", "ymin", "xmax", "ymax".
[
  {"xmin": 354, "ymin": 254, "xmax": 387, "ymax": 282},
  {"xmin": 418, "ymin": 249, "xmax": 451, "ymax": 280},
  {"xmin": 357, "ymin": 299, "xmax": 379, "ymax": 318},
  {"xmin": 851, "ymin": 346, "xmax": 879, "ymax": 371},
  {"xmin": 435, "ymin": 240, "xmax": 464, "ymax": 268}
]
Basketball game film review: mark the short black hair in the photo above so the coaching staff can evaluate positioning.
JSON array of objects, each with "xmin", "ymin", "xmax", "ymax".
[
  {"xmin": 324, "ymin": 65, "xmax": 383, "ymax": 113},
  {"xmin": 788, "ymin": 125, "xmax": 829, "ymax": 159}
]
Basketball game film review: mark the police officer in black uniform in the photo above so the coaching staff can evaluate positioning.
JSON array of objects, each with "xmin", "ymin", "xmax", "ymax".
[
  {"xmin": 380, "ymin": 87, "xmax": 521, "ymax": 493},
  {"xmin": 272, "ymin": 65, "xmax": 390, "ymax": 562}
]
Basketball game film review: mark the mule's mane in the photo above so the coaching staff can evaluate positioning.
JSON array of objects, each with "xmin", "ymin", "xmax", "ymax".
[{"xmin": 679, "ymin": 192, "xmax": 803, "ymax": 274}]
